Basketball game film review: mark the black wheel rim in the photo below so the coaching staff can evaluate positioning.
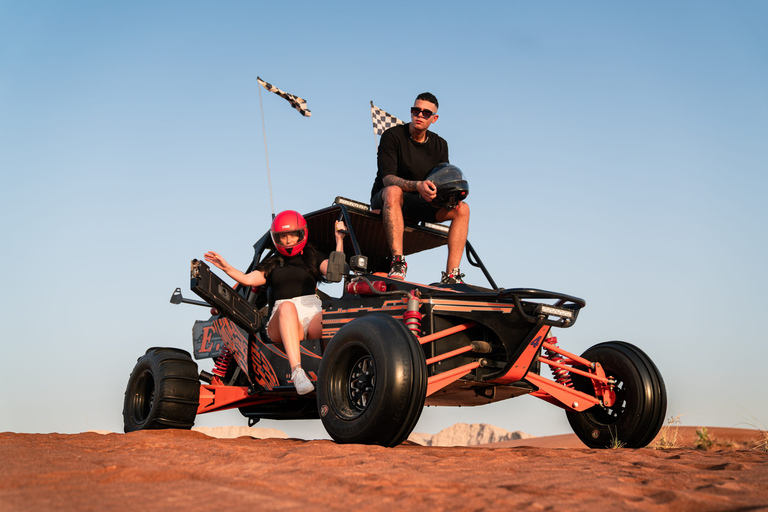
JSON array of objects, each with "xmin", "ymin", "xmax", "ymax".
[
  {"xmin": 587, "ymin": 375, "xmax": 627, "ymax": 425},
  {"xmin": 132, "ymin": 370, "xmax": 155, "ymax": 424},
  {"xmin": 328, "ymin": 343, "xmax": 376, "ymax": 420},
  {"xmin": 347, "ymin": 355, "xmax": 375, "ymax": 412}
]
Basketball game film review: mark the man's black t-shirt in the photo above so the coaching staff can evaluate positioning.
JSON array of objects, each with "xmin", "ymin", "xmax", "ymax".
[
  {"xmin": 370, "ymin": 123, "xmax": 449, "ymax": 200},
  {"xmin": 264, "ymin": 252, "xmax": 326, "ymax": 300}
]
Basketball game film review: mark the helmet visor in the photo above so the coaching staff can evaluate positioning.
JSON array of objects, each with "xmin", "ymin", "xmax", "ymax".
[
  {"xmin": 428, "ymin": 164, "xmax": 467, "ymax": 186},
  {"xmin": 273, "ymin": 229, "xmax": 306, "ymax": 249}
]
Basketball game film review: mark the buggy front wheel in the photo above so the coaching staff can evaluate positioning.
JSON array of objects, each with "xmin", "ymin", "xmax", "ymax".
[{"xmin": 566, "ymin": 341, "xmax": 666, "ymax": 448}]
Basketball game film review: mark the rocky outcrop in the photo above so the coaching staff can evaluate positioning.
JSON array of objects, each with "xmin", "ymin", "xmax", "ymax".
[{"xmin": 408, "ymin": 423, "xmax": 533, "ymax": 446}]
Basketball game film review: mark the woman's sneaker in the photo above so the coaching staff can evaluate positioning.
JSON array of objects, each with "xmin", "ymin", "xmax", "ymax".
[
  {"xmin": 291, "ymin": 367, "xmax": 315, "ymax": 395},
  {"xmin": 388, "ymin": 255, "xmax": 407, "ymax": 280},
  {"xmin": 440, "ymin": 268, "xmax": 465, "ymax": 285}
]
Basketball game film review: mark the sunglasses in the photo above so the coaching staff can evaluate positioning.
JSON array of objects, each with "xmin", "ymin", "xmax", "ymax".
[{"xmin": 410, "ymin": 107, "xmax": 435, "ymax": 119}]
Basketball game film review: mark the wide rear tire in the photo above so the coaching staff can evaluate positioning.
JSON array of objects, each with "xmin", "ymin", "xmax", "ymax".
[
  {"xmin": 123, "ymin": 347, "xmax": 200, "ymax": 432},
  {"xmin": 566, "ymin": 341, "xmax": 666, "ymax": 448},
  {"xmin": 317, "ymin": 314, "xmax": 427, "ymax": 447}
]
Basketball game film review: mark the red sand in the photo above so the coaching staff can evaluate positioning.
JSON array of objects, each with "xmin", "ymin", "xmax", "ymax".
[{"xmin": 1, "ymin": 427, "xmax": 766, "ymax": 511}]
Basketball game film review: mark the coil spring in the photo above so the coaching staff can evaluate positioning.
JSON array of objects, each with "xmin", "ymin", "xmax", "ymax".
[
  {"xmin": 544, "ymin": 337, "xmax": 573, "ymax": 388},
  {"xmin": 403, "ymin": 291, "xmax": 422, "ymax": 338},
  {"xmin": 212, "ymin": 347, "xmax": 233, "ymax": 378}
]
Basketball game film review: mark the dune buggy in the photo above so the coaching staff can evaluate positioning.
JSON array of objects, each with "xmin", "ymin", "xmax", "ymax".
[{"xmin": 123, "ymin": 197, "xmax": 666, "ymax": 448}]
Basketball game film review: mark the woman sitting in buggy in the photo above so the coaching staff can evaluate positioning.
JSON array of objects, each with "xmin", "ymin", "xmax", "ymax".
[{"xmin": 204, "ymin": 210, "xmax": 345, "ymax": 395}]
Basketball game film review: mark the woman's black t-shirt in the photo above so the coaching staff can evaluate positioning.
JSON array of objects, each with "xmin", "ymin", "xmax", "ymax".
[{"xmin": 265, "ymin": 253, "xmax": 325, "ymax": 300}]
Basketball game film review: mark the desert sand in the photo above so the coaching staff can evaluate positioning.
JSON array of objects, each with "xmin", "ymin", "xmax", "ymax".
[{"xmin": 1, "ymin": 427, "xmax": 766, "ymax": 511}]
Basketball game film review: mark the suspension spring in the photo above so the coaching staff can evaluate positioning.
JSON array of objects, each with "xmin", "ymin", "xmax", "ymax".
[
  {"xmin": 544, "ymin": 337, "xmax": 573, "ymax": 388},
  {"xmin": 212, "ymin": 347, "xmax": 233, "ymax": 378},
  {"xmin": 403, "ymin": 290, "xmax": 423, "ymax": 338}
]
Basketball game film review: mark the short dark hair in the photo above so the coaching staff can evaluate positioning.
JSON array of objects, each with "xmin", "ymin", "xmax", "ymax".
[{"xmin": 416, "ymin": 92, "xmax": 439, "ymax": 110}]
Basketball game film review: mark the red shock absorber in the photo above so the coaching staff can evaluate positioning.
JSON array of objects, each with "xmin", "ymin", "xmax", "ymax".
[
  {"xmin": 544, "ymin": 337, "xmax": 573, "ymax": 388},
  {"xmin": 212, "ymin": 347, "xmax": 233, "ymax": 378},
  {"xmin": 403, "ymin": 290, "xmax": 423, "ymax": 338}
]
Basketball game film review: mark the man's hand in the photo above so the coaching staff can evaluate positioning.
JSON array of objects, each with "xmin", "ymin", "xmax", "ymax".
[{"xmin": 418, "ymin": 180, "xmax": 437, "ymax": 202}]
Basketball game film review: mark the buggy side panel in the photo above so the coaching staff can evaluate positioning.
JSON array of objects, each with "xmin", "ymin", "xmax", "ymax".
[
  {"xmin": 210, "ymin": 318, "xmax": 280, "ymax": 391},
  {"xmin": 424, "ymin": 306, "xmax": 547, "ymax": 381},
  {"xmin": 321, "ymin": 296, "xmax": 408, "ymax": 343},
  {"xmin": 193, "ymin": 320, "xmax": 224, "ymax": 359}
]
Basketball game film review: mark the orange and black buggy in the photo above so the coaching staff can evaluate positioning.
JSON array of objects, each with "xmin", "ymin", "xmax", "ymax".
[{"xmin": 124, "ymin": 197, "xmax": 666, "ymax": 448}]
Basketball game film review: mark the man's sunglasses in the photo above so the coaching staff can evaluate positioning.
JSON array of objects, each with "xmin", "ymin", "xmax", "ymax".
[{"xmin": 411, "ymin": 107, "xmax": 435, "ymax": 119}]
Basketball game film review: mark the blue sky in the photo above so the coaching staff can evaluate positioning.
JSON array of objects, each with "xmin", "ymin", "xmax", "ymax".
[{"xmin": 1, "ymin": 1, "xmax": 766, "ymax": 439}]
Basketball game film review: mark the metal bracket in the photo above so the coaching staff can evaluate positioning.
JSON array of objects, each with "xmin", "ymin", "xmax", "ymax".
[{"xmin": 170, "ymin": 287, "xmax": 210, "ymax": 307}]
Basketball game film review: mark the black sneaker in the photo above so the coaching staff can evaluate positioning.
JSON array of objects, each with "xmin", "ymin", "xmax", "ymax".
[
  {"xmin": 388, "ymin": 255, "xmax": 407, "ymax": 280},
  {"xmin": 440, "ymin": 268, "xmax": 465, "ymax": 284}
]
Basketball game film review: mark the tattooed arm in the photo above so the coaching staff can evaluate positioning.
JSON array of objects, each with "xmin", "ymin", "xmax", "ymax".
[
  {"xmin": 383, "ymin": 174, "xmax": 418, "ymax": 192},
  {"xmin": 383, "ymin": 174, "xmax": 437, "ymax": 201}
]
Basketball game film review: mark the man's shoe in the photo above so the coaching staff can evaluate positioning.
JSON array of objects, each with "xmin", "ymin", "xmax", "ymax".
[
  {"xmin": 440, "ymin": 268, "xmax": 465, "ymax": 285},
  {"xmin": 291, "ymin": 367, "xmax": 315, "ymax": 395},
  {"xmin": 388, "ymin": 256, "xmax": 407, "ymax": 280}
]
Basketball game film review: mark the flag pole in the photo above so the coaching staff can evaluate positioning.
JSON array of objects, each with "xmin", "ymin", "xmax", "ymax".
[
  {"xmin": 371, "ymin": 101, "xmax": 379, "ymax": 156},
  {"xmin": 256, "ymin": 76, "xmax": 312, "ymax": 220},
  {"xmin": 258, "ymin": 83, "xmax": 276, "ymax": 220}
]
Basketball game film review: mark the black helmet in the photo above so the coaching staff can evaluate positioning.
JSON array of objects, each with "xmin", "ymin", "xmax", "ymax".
[{"xmin": 427, "ymin": 163, "xmax": 469, "ymax": 210}]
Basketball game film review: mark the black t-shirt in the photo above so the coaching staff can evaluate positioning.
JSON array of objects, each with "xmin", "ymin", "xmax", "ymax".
[
  {"xmin": 264, "ymin": 252, "xmax": 326, "ymax": 301},
  {"xmin": 370, "ymin": 123, "xmax": 449, "ymax": 200}
]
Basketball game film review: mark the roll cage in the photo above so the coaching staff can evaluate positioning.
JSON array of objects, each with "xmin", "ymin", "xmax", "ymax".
[{"xmin": 242, "ymin": 197, "xmax": 585, "ymax": 323}]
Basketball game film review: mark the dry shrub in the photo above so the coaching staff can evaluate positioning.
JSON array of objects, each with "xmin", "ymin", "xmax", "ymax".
[
  {"xmin": 609, "ymin": 427, "xmax": 625, "ymax": 449},
  {"xmin": 652, "ymin": 415, "xmax": 682, "ymax": 450},
  {"xmin": 751, "ymin": 426, "xmax": 768, "ymax": 452},
  {"xmin": 737, "ymin": 409, "xmax": 768, "ymax": 452}
]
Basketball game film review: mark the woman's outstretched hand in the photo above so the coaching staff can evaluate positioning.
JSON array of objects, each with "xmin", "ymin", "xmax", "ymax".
[{"xmin": 204, "ymin": 251, "xmax": 229, "ymax": 271}]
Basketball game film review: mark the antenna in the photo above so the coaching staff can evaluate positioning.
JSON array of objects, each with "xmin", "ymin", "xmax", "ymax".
[
  {"xmin": 256, "ymin": 76, "xmax": 312, "ymax": 220},
  {"xmin": 258, "ymin": 84, "xmax": 276, "ymax": 220}
]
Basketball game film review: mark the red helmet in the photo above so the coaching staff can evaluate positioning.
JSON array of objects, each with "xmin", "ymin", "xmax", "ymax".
[{"xmin": 271, "ymin": 210, "xmax": 308, "ymax": 257}]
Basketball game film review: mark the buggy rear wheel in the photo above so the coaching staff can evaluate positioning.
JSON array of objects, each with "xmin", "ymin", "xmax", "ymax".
[
  {"xmin": 123, "ymin": 347, "xmax": 200, "ymax": 432},
  {"xmin": 317, "ymin": 314, "xmax": 427, "ymax": 447},
  {"xmin": 566, "ymin": 341, "xmax": 666, "ymax": 448}
]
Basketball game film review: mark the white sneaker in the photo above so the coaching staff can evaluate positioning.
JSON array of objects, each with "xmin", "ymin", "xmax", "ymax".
[{"xmin": 291, "ymin": 367, "xmax": 315, "ymax": 395}]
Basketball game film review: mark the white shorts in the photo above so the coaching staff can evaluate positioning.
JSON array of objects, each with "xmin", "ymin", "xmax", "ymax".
[{"xmin": 267, "ymin": 294, "xmax": 322, "ymax": 338}]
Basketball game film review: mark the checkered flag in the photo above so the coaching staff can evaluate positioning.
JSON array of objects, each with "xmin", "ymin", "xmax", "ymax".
[
  {"xmin": 371, "ymin": 101, "xmax": 404, "ymax": 135},
  {"xmin": 257, "ymin": 77, "xmax": 311, "ymax": 117}
]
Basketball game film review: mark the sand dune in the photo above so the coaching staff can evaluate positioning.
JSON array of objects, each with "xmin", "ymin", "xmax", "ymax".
[{"xmin": 1, "ymin": 427, "xmax": 766, "ymax": 511}]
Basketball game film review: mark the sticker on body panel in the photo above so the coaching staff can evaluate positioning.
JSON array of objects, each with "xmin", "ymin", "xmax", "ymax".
[{"xmin": 205, "ymin": 317, "xmax": 280, "ymax": 390}]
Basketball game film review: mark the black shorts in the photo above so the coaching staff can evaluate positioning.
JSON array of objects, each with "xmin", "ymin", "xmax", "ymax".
[{"xmin": 370, "ymin": 190, "xmax": 439, "ymax": 223}]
